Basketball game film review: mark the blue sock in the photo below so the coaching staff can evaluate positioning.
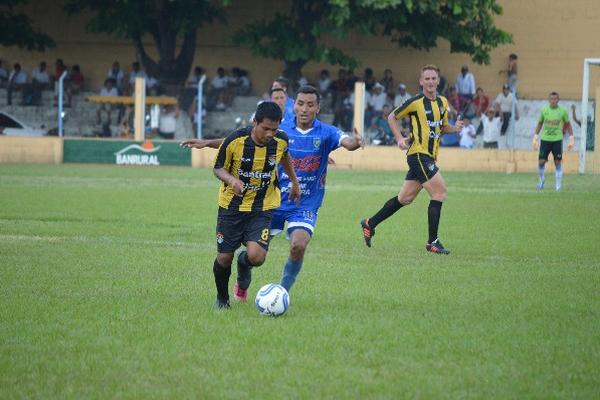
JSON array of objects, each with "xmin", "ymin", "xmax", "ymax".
[
  {"xmin": 280, "ymin": 258, "xmax": 303, "ymax": 292},
  {"xmin": 538, "ymin": 164, "xmax": 545, "ymax": 181}
]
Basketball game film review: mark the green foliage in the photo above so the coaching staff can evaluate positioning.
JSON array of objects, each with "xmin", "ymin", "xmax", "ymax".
[
  {"xmin": 64, "ymin": 0, "xmax": 227, "ymax": 86},
  {"xmin": 233, "ymin": 0, "xmax": 512, "ymax": 78},
  {"xmin": 1, "ymin": 165, "xmax": 599, "ymax": 397},
  {"xmin": 64, "ymin": 0, "xmax": 224, "ymax": 39},
  {"xmin": 0, "ymin": 0, "xmax": 55, "ymax": 51}
]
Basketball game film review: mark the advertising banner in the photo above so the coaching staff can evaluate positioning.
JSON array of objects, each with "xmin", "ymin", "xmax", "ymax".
[{"xmin": 63, "ymin": 139, "xmax": 191, "ymax": 166}]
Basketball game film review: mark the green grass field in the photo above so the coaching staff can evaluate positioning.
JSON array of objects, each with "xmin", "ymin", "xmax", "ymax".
[{"xmin": 1, "ymin": 164, "xmax": 599, "ymax": 399}]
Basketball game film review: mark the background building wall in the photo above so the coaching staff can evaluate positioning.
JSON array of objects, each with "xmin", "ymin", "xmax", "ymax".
[{"xmin": 1, "ymin": 0, "xmax": 599, "ymax": 99}]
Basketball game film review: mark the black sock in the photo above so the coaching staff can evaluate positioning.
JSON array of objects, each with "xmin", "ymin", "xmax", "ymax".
[
  {"xmin": 237, "ymin": 250, "xmax": 251, "ymax": 269},
  {"xmin": 213, "ymin": 258, "xmax": 231, "ymax": 302},
  {"xmin": 369, "ymin": 197, "xmax": 403, "ymax": 229},
  {"xmin": 428, "ymin": 200, "xmax": 443, "ymax": 243},
  {"xmin": 237, "ymin": 250, "xmax": 253, "ymax": 289}
]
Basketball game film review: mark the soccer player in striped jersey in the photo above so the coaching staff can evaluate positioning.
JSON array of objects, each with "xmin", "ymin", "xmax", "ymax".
[
  {"xmin": 208, "ymin": 101, "xmax": 300, "ymax": 309},
  {"xmin": 182, "ymin": 85, "xmax": 363, "ymax": 299},
  {"xmin": 360, "ymin": 64, "xmax": 464, "ymax": 254}
]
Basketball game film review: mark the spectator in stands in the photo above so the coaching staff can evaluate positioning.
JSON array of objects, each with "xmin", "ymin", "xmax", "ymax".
[
  {"xmin": 346, "ymin": 69, "xmax": 358, "ymax": 90},
  {"xmin": 230, "ymin": 67, "xmax": 251, "ymax": 96},
  {"xmin": 0, "ymin": 60, "xmax": 9, "ymax": 87},
  {"xmin": 96, "ymin": 78, "xmax": 119, "ymax": 126},
  {"xmin": 318, "ymin": 69, "xmax": 331, "ymax": 100},
  {"xmin": 146, "ymin": 74, "xmax": 160, "ymax": 96},
  {"xmin": 107, "ymin": 61, "xmax": 124, "ymax": 94},
  {"xmin": 500, "ymin": 53, "xmax": 518, "ymax": 94},
  {"xmin": 53, "ymin": 59, "xmax": 67, "ymax": 83},
  {"xmin": 206, "ymin": 66, "xmax": 228, "ymax": 111},
  {"xmin": 446, "ymin": 87, "xmax": 460, "ymax": 122},
  {"xmin": 128, "ymin": 61, "xmax": 146, "ymax": 94},
  {"xmin": 437, "ymin": 68, "xmax": 448, "ymax": 96},
  {"xmin": 362, "ymin": 67, "xmax": 377, "ymax": 92},
  {"xmin": 66, "ymin": 64, "xmax": 84, "ymax": 106},
  {"xmin": 473, "ymin": 87, "xmax": 489, "ymax": 117},
  {"xmin": 157, "ymin": 105, "xmax": 178, "ymax": 139},
  {"xmin": 494, "ymin": 83, "xmax": 519, "ymax": 135},
  {"xmin": 455, "ymin": 65, "xmax": 476, "ymax": 114},
  {"xmin": 393, "ymin": 83, "xmax": 411, "ymax": 108},
  {"xmin": 459, "ymin": 117, "xmax": 477, "ymax": 149},
  {"xmin": 186, "ymin": 66, "xmax": 205, "ymax": 89},
  {"xmin": 331, "ymin": 68, "xmax": 348, "ymax": 112},
  {"xmin": 7, "ymin": 63, "xmax": 27, "ymax": 105},
  {"xmin": 481, "ymin": 106, "xmax": 502, "ymax": 148},
  {"xmin": 381, "ymin": 69, "xmax": 395, "ymax": 102},
  {"xmin": 371, "ymin": 104, "xmax": 395, "ymax": 145},
  {"xmin": 27, "ymin": 61, "xmax": 50, "ymax": 106},
  {"xmin": 366, "ymin": 82, "xmax": 387, "ymax": 128}
]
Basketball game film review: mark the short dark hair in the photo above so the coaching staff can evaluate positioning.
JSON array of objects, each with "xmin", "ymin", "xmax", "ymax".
[
  {"xmin": 295, "ymin": 85, "xmax": 320, "ymax": 104},
  {"xmin": 550, "ymin": 91, "xmax": 559, "ymax": 97},
  {"xmin": 269, "ymin": 87, "xmax": 285, "ymax": 96},
  {"xmin": 274, "ymin": 77, "xmax": 289, "ymax": 90},
  {"xmin": 254, "ymin": 101, "xmax": 282, "ymax": 123}
]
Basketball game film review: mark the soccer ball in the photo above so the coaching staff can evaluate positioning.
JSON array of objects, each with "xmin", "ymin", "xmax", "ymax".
[{"xmin": 255, "ymin": 283, "xmax": 289, "ymax": 316}]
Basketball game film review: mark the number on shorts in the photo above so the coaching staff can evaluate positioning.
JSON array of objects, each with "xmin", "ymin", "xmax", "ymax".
[{"xmin": 261, "ymin": 229, "xmax": 269, "ymax": 241}]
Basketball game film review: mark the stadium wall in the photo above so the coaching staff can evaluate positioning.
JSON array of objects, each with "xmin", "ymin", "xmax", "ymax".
[
  {"xmin": 1, "ymin": 136, "xmax": 599, "ymax": 173},
  {"xmin": 191, "ymin": 146, "xmax": 600, "ymax": 175},
  {"xmin": 1, "ymin": 0, "xmax": 599, "ymax": 99},
  {"xmin": 0, "ymin": 137, "xmax": 62, "ymax": 164}
]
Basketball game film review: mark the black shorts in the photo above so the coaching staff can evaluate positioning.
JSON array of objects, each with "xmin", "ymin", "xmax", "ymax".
[
  {"xmin": 539, "ymin": 140, "xmax": 562, "ymax": 161},
  {"xmin": 216, "ymin": 207, "xmax": 273, "ymax": 253},
  {"xmin": 406, "ymin": 153, "xmax": 439, "ymax": 184}
]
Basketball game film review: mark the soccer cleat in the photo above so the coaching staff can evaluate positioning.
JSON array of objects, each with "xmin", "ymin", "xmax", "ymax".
[
  {"xmin": 360, "ymin": 219, "xmax": 375, "ymax": 247},
  {"xmin": 213, "ymin": 298, "xmax": 231, "ymax": 310},
  {"xmin": 233, "ymin": 282, "xmax": 248, "ymax": 302},
  {"xmin": 537, "ymin": 177, "xmax": 545, "ymax": 190},
  {"xmin": 555, "ymin": 182, "xmax": 562, "ymax": 192},
  {"xmin": 426, "ymin": 238, "xmax": 450, "ymax": 255}
]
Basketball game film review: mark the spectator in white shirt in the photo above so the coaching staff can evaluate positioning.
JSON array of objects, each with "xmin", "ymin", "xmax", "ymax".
[
  {"xmin": 494, "ymin": 83, "xmax": 519, "ymax": 135},
  {"xmin": 128, "ymin": 61, "xmax": 147, "ymax": 94},
  {"xmin": 318, "ymin": 69, "xmax": 331, "ymax": 99},
  {"xmin": 366, "ymin": 82, "xmax": 388, "ymax": 128},
  {"xmin": 459, "ymin": 117, "xmax": 477, "ymax": 149},
  {"xmin": 481, "ymin": 106, "xmax": 502, "ymax": 148},
  {"xmin": 455, "ymin": 65, "xmax": 476, "ymax": 114},
  {"xmin": 97, "ymin": 78, "xmax": 119, "ymax": 125},
  {"xmin": 393, "ymin": 83, "xmax": 411, "ymax": 108},
  {"xmin": 26, "ymin": 61, "xmax": 51, "ymax": 105},
  {"xmin": 207, "ymin": 67, "xmax": 228, "ymax": 110},
  {"xmin": 107, "ymin": 61, "xmax": 124, "ymax": 93},
  {"xmin": 7, "ymin": 63, "xmax": 28, "ymax": 105}
]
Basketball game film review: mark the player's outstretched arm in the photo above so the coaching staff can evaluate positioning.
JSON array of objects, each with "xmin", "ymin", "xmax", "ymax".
[
  {"xmin": 280, "ymin": 153, "xmax": 301, "ymax": 205},
  {"xmin": 180, "ymin": 138, "xmax": 224, "ymax": 149},
  {"xmin": 341, "ymin": 128, "xmax": 364, "ymax": 151}
]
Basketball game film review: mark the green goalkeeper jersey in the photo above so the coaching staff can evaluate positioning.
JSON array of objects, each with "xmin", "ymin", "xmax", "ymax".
[{"xmin": 539, "ymin": 105, "xmax": 569, "ymax": 142}]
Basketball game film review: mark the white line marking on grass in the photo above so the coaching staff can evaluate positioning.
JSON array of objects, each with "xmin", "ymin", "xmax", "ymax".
[{"xmin": 0, "ymin": 234, "xmax": 213, "ymax": 250}]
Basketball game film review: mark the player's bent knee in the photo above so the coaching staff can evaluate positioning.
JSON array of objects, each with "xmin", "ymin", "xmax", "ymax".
[
  {"xmin": 216, "ymin": 253, "xmax": 234, "ymax": 267},
  {"xmin": 247, "ymin": 252, "xmax": 266, "ymax": 267}
]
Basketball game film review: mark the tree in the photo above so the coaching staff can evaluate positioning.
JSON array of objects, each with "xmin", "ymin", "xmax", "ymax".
[
  {"xmin": 0, "ymin": 0, "xmax": 55, "ymax": 51},
  {"xmin": 232, "ymin": 0, "xmax": 512, "ymax": 84},
  {"xmin": 65, "ymin": 0, "xmax": 226, "ymax": 93}
]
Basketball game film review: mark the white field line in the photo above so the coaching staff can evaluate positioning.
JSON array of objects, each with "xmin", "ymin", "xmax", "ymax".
[{"xmin": 0, "ymin": 234, "xmax": 213, "ymax": 250}]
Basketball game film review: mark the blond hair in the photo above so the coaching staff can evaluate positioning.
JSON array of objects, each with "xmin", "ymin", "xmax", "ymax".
[{"xmin": 421, "ymin": 64, "xmax": 440, "ymax": 75}]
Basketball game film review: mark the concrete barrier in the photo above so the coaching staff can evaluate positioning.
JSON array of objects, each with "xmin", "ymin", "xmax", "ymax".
[
  {"xmin": 2, "ymin": 136, "xmax": 599, "ymax": 174},
  {"xmin": 0, "ymin": 136, "xmax": 63, "ymax": 164}
]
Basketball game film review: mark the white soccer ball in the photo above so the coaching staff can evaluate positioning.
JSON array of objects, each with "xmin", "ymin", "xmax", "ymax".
[{"xmin": 255, "ymin": 283, "xmax": 289, "ymax": 316}]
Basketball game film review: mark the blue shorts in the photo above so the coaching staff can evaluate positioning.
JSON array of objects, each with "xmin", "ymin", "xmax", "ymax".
[{"xmin": 270, "ymin": 208, "xmax": 319, "ymax": 238}]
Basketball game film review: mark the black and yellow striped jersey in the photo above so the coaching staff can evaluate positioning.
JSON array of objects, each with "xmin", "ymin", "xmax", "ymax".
[
  {"xmin": 392, "ymin": 94, "xmax": 449, "ymax": 160},
  {"xmin": 213, "ymin": 126, "xmax": 289, "ymax": 212}
]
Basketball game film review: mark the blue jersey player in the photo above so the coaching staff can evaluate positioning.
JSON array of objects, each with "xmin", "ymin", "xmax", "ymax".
[{"xmin": 181, "ymin": 85, "xmax": 363, "ymax": 301}]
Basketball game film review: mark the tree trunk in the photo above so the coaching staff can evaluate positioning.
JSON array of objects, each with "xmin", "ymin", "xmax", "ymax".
[
  {"xmin": 283, "ymin": 60, "xmax": 307, "ymax": 93},
  {"xmin": 131, "ymin": 30, "xmax": 197, "ymax": 96}
]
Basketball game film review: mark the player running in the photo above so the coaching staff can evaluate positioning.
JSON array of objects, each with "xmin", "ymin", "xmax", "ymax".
[
  {"xmin": 359, "ymin": 64, "xmax": 464, "ymax": 255},
  {"xmin": 182, "ymin": 85, "xmax": 363, "ymax": 298}
]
